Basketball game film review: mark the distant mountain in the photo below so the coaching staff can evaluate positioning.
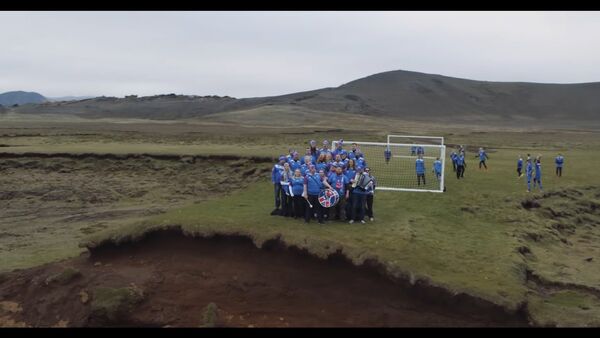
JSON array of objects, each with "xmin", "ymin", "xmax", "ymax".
[
  {"xmin": 0, "ymin": 91, "xmax": 47, "ymax": 106},
  {"xmin": 10, "ymin": 70, "xmax": 600, "ymax": 125},
  {"xmin": 47, "ymin": 96, "xmax": 96, "ymax": 102}
]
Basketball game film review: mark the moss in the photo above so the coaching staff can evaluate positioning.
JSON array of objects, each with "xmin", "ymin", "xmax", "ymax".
[
  {"xmin": 90, "ymin": 285, "xmax": 145, "ymax": 323},
  {"xmin": 44, "ymin": 267, "xmax": 81, "ymax": 285},
  {"xmin": 201, "ymin": 303, "xmax": 218, "ymax": 327}
]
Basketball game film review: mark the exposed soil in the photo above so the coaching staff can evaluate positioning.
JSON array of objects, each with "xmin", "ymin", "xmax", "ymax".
[{"xmin": 0, "ymin": 230, "xmax": 528, "ymax": 327}]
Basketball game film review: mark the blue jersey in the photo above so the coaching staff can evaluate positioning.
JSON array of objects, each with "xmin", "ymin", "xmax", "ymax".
[
  {"xmin": 290, "ymin": 176, "xmax": 305, "ymax": 196},
  {"xmin": 479, "ymin": 150, "xmax": 488, "ymax": 161},
  {"xmin": 304, "ymin": 173, "xmax": 324, "ymax": 195},
  {"xmin": 288, "ymin": 159, "xmax": 302, "ymax": 172},
  {"xmin": 271, "ymin": 164, "xmax": 284, "ymax": 183},
  {"xmin": 299, "ymin": 164, "xmax": 309, "ymax": 176},
  {"xmin": 411, "ymin": 146, "xmax": 417, "ymax": 154},
  {"xmin": 417, "ymin": 146, "xmax": 425, "ymax": 155},
  {"xmin": 345, "ymin": 169, "xmax": 356, "ymax": 183},
  {"xmin": 526, "ymin": 162, "xmax": 533, "ymax": 178},
  {"xmin": 316, "ymin": 162, "xmax": 328, "ymax": 173},
  {"xmin": 456, "ymin": 155, "xmax": 465, "ymax": 166},
  {"xmin": 416, "ymin": 158, "xmax": 425, "ymax": 174},
  {"xmin": 451, "ymin": 153, "xmax": 458, "ymax": 163},
  {"xmin": 384, "ymin": 149, "xmax": 392, "ymax": 160},
  {"xmin": 356, "ymin": 157, "xmax": 367, "ymax": 168},
  {"xmin": 517, "ymin": 158, "xmax": 523, "ymax": 169},
  {"xmin": 329, "ymin": 173, "xmax": 349, "ymax": 195},
  {"xmin": 433, "ymin": 160, "xmax": 442, "ymax": 174},
  {"xmin": 535, "ymin": 162, "xmax": 542, "ymax": 178},
  {"xmin": 555, "ymin": 156, "xmax": 564, "ymax": 168}
]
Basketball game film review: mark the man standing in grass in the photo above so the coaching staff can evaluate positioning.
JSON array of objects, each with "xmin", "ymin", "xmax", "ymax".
[
  {"xmin": 350, "ymin": 166, "xmax": 370, "ymax": 224},
  {"xmin": 517, "ymin": 155, "xmax": 524, "ymax": 178},
  {"xmin": 477, "ymin": 147, "xmax": 489, "ymax": 170},
  {"xmin": 555, "ymin": 153, "xmax": 564, "ymax": 177},
  {"xmin": 450, "ymin": 151, "xmax": 457, "ymax": 172},
  {"xmin": 384, "ymin": 145, "xmax": 392, "ymax": 164},
  {"xmin": 416, "ymin": 154, "xmax": 426, "ymax": 186},
  {"xmin": 533, "ymin": 156, "xmax": 543, "ymax": 191},
  {"xmin": 526, "ymin": 158, "xmax": 534, "ymax": 192},
  {"xmin": 456, "ymin": 152, "xmax": 466, "ymax": 179},
  {"xmin": 365, "ymin": 167, "xmax": 376, "ymax": 222},
  {"xmin": 303, "ymin": 166, "xmax": 332, "ymax": 224},
  {"xmin": 328, "ymin": 165, "xmax": 349, "ymax": 221},
  {"xmin": 271, "ymin": 155, "xmax": 286, "ymax": 215},
  {"xmin": 433, "ymin": 157, "xmax": 442, "ymax": 181}
]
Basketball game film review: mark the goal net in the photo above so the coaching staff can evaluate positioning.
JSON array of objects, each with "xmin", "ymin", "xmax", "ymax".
[{"xmin": 332, "ymin": 136, "xmax": 446, "ymax": 193}]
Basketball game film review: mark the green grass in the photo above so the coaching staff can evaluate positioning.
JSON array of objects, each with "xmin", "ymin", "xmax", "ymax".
[{"xmin": 85, "ymin": 145, "xmax": 600, "ymax": 326}]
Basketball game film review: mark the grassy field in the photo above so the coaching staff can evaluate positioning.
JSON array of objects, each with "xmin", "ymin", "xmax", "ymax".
[{"xmin": 1, "ymin": 114, "xmax": 600, "ymax": 326}]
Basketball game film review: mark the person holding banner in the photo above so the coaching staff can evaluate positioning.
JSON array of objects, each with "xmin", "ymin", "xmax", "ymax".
[
  {"xmin": 328, "ymin": 165, "xmax": 350, "ymax": 221},
  {"xmin": 303, "ymin": 166, "xmax": 333, "ymax": 224}
]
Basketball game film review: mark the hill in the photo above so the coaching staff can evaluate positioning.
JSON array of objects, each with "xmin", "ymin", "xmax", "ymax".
[
  {"xmin": 11, "ymin": 70, "xmax": 600, "ymax": 125},
  {"xmin": 0, "ymin": 91, "xmax": 47, "ymax": 106}
]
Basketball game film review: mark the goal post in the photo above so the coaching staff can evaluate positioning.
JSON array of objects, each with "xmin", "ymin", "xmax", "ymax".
[{"xmin": 332, "ymin": 138, "xmax": 446, "ymax": 193}]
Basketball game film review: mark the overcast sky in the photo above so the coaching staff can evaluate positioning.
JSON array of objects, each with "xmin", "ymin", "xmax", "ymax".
[{"xmin": 1, "ymin": 11, "xmax": 599, "ymax": 98}]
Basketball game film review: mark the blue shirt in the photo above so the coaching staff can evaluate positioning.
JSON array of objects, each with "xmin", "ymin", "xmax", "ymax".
[
  {"xmin": 433, "ymin": 160, "xmax": 442, "ymax": 174},
  {"xmin": 479, "ymin": 150, "xmax": 488, "ymax": 161},
  {"xmin": 526, "ymin": 162, "xmax": 533, "ymax": 177},
  {"xmin": 416, "ymin": 158, "xmax": 425, "ymax": 174},
  {"xmin": 299, "ymin": 164, "xmax": 309, "ymax": 176},
  {"xmin": 417, "ymin": 146, "xmax": 425, "ymax": 155},
  {"xmin": 329, "ymin": 173, "xmax": 349, "ymax": 195},
  {"xmin": 384, "ymin": 149, "xmax": 392, "ymax": 160},
  {"xmin": 345, "ymin": 169, "xmax": 356, "ymax": 183},
  {"xmin": 555, "ymin": 156, "xmax": 564, "ymax": 167},
  {"xmin": 535, "ymin": 162, "xmax": 542, "ymax": 178},
  {"xmin": 290, "ymin": 176, "xmax": 305, "ymax": 196},
  {"xmin": 316, "ymin": 162, "xmax": 328, "ymax": 173},
  {"xmin": 517, "ymin": 158, "xmax": 523, "ymax": 169},
  {"xmin": 456, "ymin": 155, "xmax": 465, "ymax": 166},
  {"xmin": 305, "ymin": 173, "xmax": 324, "ymax": 195},
  {"xmin": 288, "ymin": 159, "xmax": 302, "ymax": 172},
  {"xmin": 271, "ymin": 163, "xmax": 284, "ymax": 183}
]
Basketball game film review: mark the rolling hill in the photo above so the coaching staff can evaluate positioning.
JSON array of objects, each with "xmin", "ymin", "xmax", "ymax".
[
  {"xmin": 0, "ymin": 91, "xmax": 47, "ymax": 106},
  {"xmin": 11, "ymin": 70, "xmax": 600, "ymax": 125}
]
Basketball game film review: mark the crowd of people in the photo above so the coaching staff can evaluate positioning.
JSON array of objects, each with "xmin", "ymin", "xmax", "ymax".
[
  {"xmin": 270, "ymin": 140, "xmax": 376, "ymax": 225},
  {"xmin": 271, "ymin": 141, "xmax": 567, "ymax": 223}
]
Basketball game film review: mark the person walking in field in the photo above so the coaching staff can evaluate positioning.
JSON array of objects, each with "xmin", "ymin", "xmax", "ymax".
[
  {"xmin": 456, "ymin": 152, "xmax": 466, "ymax": 179},
  {"xmin": 270, "ymin": 155, "xmax": 286, "ymax": 215},
  {"xmin": 555, "ymin": 153, "xmax": 564, "ymax": 177},
  {"xmin": 517, "ymin": 155, "xmax": 524, "ymax": 178},
  {"xmin": 365, "ymin": 167, "xmax": 376, "ymax": 221},
  {"xmin": 384, "ymin": 145, "xmax": 392, "ymax": 164},
  {"xmin": 533, "ymin": 156, "xmax": 543, "ymax": 191},
  {"xmin": 526, "ymin": 158, "xmax": 534, "ymax": 192},
  {"xmin": 450, "ymin": 151, "xmax": 457, "ymax": 172},
  {"xmin": 477, "ymin": 147, "xmax": 489, "ymax": 170},
  {"xmin": 290, "ymin": 169, "xmax": 306, "ymax": 219},
  {"xmin": 416, "ymin": 154, "xmax": 426, "ymax": 186}
]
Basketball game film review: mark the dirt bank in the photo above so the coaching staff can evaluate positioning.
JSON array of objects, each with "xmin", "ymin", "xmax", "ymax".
[{"xmin": 0, "ymin": 229, "xmax": 529, "ymax": 327}]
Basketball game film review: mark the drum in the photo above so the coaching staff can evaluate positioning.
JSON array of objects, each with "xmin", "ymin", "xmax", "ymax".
[{"xmin": 318, "ymin": 189, "xmax": 339, "ymax": 208}]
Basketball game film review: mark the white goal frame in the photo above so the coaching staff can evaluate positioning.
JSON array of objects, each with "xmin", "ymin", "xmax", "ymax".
[{"xmin": 332, "ymin": 140, "xmax": 446, "ymax": 193}]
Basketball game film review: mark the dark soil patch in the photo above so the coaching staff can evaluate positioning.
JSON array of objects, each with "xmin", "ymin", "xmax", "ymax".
[{"xmin": 0, "ymin": 230, "xmax": 528, "ymax": 327}]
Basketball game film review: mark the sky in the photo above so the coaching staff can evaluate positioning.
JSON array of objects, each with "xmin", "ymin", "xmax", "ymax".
[{"xmin": 1, "ymin": 11, "xmax": 599, "ymax": 98}]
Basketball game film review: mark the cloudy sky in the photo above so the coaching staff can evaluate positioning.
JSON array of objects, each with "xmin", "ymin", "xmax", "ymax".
[{"xmin": 1, "ymin": 11, "xmax": 599, "ymax": 98}]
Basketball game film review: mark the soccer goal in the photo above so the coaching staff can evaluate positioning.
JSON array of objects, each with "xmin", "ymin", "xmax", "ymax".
[{"xmin": 332, "ymin": 136, "xmax": 446, "ymax": 193}]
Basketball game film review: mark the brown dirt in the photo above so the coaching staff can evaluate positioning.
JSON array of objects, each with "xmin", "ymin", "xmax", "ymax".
[{"xmin": 0, "ymin": 230, "xmax": 528, "ymax": 327}]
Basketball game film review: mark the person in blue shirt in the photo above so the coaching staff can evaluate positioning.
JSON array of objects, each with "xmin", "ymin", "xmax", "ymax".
[
  {"xmin": 417, "ymin": 146, "xmax": 425, "ymax": 156},
  {"xmin": 303, "ymin": 165, "xmax": 332, "ymax": 224},
  {"xmin": 288, "ymin": 151, "xmax": 302, "ymax": 172},
  {"xmin": 315, "ymin": 153, "xmax": 328, "ymax": 173},
  {"xmin": 349, "ymin": 166, "xmax": 371, "ymax": 224},
  {"xmin": 517, "ymin": 155, "xmax": 524, "ymax": 178},
  {"xmin": 355, "ymin": 152, "xmax": 367, "ymax": 168},
  {"xmin": 328, "ymin": 165, "xmax": 350, "ymax": 221},
  {"xmin": 526, "ymin": 158, "xmax": 534, "ymax": 192},
  {"xmin": 309, "ymin": 140, "xmax": 319, "ymax": 163},
  {"xmin": 555, "ymin": 153, "xmax": 564, "ymax": 177},
  {"xmin": 364, "ymin": 167, "xmax": 376, "ymax": 221},
  {"xmin": 321, "ymin": 140, "xmax": 331, "ymax": 157},
  {"xmin": 450, "ymin": 151, "xmax": 457, "ymax": 172},
  {"xmin": 416, "ymin": 155, "xmax": 426, "ymax": 186},
  {"xmin": 384, "ymin": 145, "xmax": 392, "ymax": 164},
  {"xmin": 300, "ymin": 155, "xmax": 312, "ymax": 176},
  {"xmin": 279, "ymin": 162, "xmax": 294, "ymax": 217},
  {"xmin": 477, "ymin": 147, "xmax": 489, "ymax": 170},
  {"xmin": 433, "ymin": 157, "xmax": 442, "ymax": 181},
  {"xmin": 345, "ymin": 159, "xmax": 357, "ymax": 220},
  {"xmin": 456, "ymin": 152, "xmax": 466, "ymax": 179},
  {"xmin": 533, "ymin": 156, "xmax": 543, "ymax": 191},
  {"xmin": 290, "ymin": 169, "xmax": 307, "ymax": 219},
  {"xmin": 332, "ymin": 139, "xmax": 345, "ymax": 158},
  {"xmin": 285, "ymin": 148, "xmax": 295, "ymax": 162},
  {"xmin": 270, "ymin": 155, "xmax": 286, "ymax": 215},
  {"xmin": 411, "ymin": 143, "xmax": 417, "ymax": 156}
]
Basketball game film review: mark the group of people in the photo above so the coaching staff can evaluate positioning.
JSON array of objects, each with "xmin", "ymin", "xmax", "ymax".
[
  {"xmin": 517, "ymin": 153, "xmax": 565, "ymax": 192},
  {"xmin": 271, "ymin": 140, "xmax": 376, "ymax": 225},
  {"xmin": 449, "ymin": 146, "xmax": 489, "ymax": 179}
]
